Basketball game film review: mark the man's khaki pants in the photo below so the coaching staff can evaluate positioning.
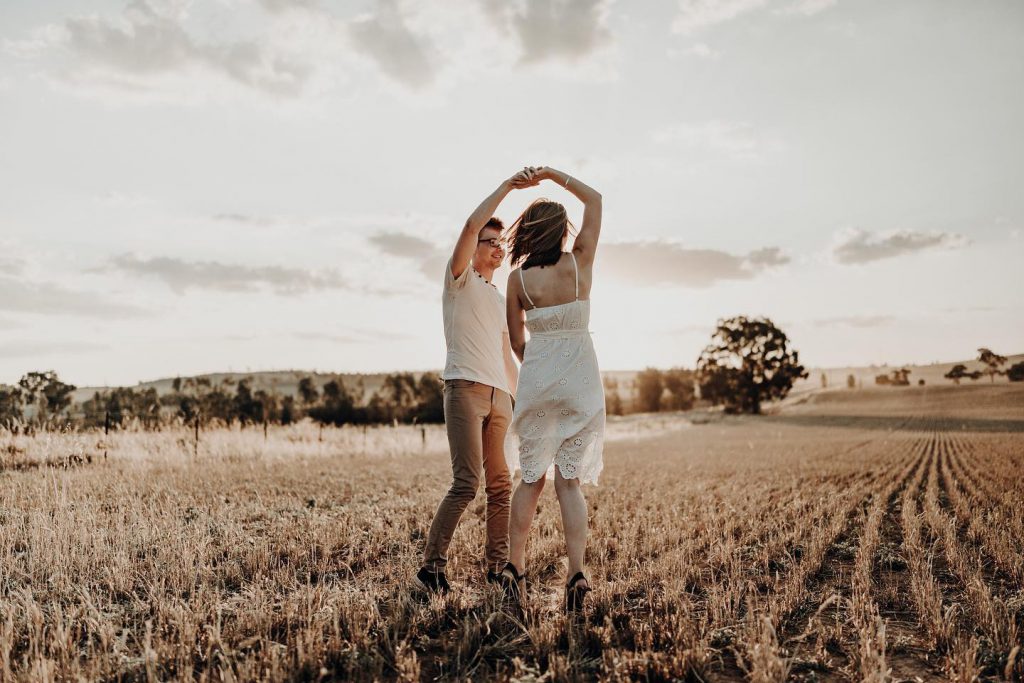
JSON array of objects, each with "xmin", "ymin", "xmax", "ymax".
[{"xmin": 423, "ymin": 379, "xmax": 513, "ymax": 574}]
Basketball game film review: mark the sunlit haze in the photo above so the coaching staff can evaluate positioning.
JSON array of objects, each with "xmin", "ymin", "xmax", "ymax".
[{"xmin": 1, "ymin": 0, "xmax": 1022, "ymax": 387}]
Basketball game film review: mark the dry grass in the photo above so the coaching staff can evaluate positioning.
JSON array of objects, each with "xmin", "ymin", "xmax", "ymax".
[{"xmin": 1, "ymin": 386, "xmax": 1022, "ymax": 681}]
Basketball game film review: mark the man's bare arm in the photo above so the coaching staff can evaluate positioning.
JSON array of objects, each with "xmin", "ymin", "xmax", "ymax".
[{"xmin": 451, "ymin": 170, "xmax": 536, "ymax": 279}]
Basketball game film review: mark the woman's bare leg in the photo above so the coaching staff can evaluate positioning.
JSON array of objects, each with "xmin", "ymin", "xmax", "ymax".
[
  {"xmin": 508, "ymin": 477, "xmax": 546, "ymax": 572},
  {"xmin": 554, "ymin": 469, "xmax": 589, "ymax": 585}
]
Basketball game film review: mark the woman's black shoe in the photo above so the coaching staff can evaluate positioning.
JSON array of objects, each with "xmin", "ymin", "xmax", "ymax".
[
  {"xmin": 565, "ymin": 572, "xmax": 591, "ymax": 613},
  {"xmin": 499, "ymin": 562, "xmax": 527, "ymax": 604}
]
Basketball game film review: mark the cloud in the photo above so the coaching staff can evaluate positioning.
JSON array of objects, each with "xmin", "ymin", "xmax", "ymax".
[
  {"xmin": 11, "ymin": 1, "xmax": 316, "ymax": 102},
  {"xmin": 0, "ymin": 316, "xmax": 24, "ymax": 330},
  {"xmin": 672, "ymin": 0, "xmax": 769, "ymax": 34},
  {"xmin": 670, "ymin": 42, "xmax": 721, "ymax": 59},
  {"xmin": 0, "ymin": 275, "xmax": 148, "ymax": 318},
  {"xmin": 939, "ymin": 305, "xmax": 1005, "ymax": 314},
  {"xmin": 831, "ymin": 228, "xmax": 969, "ymax": 265},
  {"xmin": 775, "ymin": 0, "xmax": 837, "ymax": 16},
  {"xmin": 368, "ymin": 231, "xmax": 448, "ymax": 281},
  {"xmin": 812, "ymin": 315, "xmax": 896, "ymax": 328},
  {"xmin": 507, "ymin": 0, "xmax": 614, "ymax": 64},
  {"xmin": 258, "ymin": 0, "xmax": 321, "ymax": 13},
  {"xmin": 293, "ymin": 328, "xmax": 416, "ymax": 344},
  {"xmin": 652, "ymin": 120, "xmax": 784, "ymax": 162},
  {"xmin": 745, "ymin": 246, "xmax": 789, "ymax": 268},
  {"xmin": 672, "ymin": 0, "xmax": 837, "ymax": 33},
  {"xmin": 0, "ymin": 339, "xmax": 108, "ymax": 358},
  {"xmin": 104, "ymin": 253, "xmax": 350, "ymax": 295},
  {"xmin": 94, "ymin": 190, "xmax": 152, "ymax": 208},
  {"xmin": 348, "ymin": 0, "xmax": 439, "ymax": 88},
  {"xmin": 211, "ymin": 212, "xmax": 278, "ymax": 227},
  {"xmin": 0, "ymin": 256, "xmax": 27, "ymax": 275},
  {"xmin": 599, "ymin": 241, "xmax": 789, "ymax": 288}
]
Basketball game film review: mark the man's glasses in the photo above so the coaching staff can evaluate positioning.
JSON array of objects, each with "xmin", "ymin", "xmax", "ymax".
[{"xmin": 478, "ymin": 238, "xmax": 503, "ymax": 248}]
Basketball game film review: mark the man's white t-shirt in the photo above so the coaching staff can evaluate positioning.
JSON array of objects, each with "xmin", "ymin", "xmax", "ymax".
[{"xmin": 441, "ymin": 258, "xmax": 518, "ymax": 397}]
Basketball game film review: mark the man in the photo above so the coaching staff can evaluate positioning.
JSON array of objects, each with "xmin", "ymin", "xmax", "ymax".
[{"xmin": 415, "ymin": 169, "xmax": 533, "ymax": 593}]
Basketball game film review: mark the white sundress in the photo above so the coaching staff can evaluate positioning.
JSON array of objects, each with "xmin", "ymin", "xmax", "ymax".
[{"xmin": 506, "ymin": 253, "xmax": 605, "ymax": 485}]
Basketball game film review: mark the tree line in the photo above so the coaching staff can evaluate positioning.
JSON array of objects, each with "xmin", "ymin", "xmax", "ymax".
[
  {"xmin": 2, "ymin": 315, "xmax": 821, "ymax": 429},
  {"xmin": 0, "ymin": 372, "xmax": 446, "ymax": 432},
  {"xmin": 6, "ymin": 321, "xmax": 1013, "ymax": 431}
]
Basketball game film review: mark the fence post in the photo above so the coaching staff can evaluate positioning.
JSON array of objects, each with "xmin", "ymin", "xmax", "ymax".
[
  {"xmin": 194, "ymin": 414, "xmax": 200, "ymax": 456},
  {"xmin": 104, "ymin": 410, "xmax": 110, "ymax": 460}
]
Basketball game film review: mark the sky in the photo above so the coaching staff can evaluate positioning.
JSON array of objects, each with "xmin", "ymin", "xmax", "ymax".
[{"xmin": 1, "ymin": 0, "xmax": 1022, "ymax": 388}]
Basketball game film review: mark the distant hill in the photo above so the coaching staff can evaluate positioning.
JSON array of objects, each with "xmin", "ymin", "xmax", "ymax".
[
  {"xmin": 796, "ymin": 353, "xmax": 1024, "ymax": 391},
  {"xmin": 70, "ymin": 371, "xmax": 411, "ymax": 406},
  {"xmin": 70, "ymin": 353, "xmax": 1022, "ymax": 406}
]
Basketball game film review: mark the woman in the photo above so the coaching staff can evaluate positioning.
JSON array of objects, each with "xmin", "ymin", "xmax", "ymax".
[{"xmin": 500, "ymin": 166, "xmax": 605, "ymax": 613}]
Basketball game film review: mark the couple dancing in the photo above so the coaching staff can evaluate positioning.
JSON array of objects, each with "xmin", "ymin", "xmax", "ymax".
[{"xmin": 413, "ymin": 165, "xmax": 605, "ymax": 613}]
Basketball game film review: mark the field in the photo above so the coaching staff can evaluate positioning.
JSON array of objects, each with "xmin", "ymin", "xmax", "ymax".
[{"xmin": 1, "ymin": 385, "xmax": 1022, "ymax": 681}]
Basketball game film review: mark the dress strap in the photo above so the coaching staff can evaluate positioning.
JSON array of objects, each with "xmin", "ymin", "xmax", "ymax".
[
  {"xmin": 570, "ymin": 252, "xmax": 579, "ymax": 301},
  {"xmin": 518, "ymin": 268, "xmax": 536, "ymax": 309}
]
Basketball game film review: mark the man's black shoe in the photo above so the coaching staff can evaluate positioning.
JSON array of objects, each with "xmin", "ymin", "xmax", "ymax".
[
  {"xmin": 486, "ymin": 569, "xmax": 502, "ymax": 585},
  {"xmin": 413, "ymin": 567, "xmax": 451, "ymax": 594}
]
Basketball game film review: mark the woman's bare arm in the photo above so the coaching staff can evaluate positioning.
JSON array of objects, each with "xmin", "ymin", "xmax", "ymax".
[
  {"xmin": 506, "ymin": 270, "xmax": 527, "ymax": 362},
  {"xmin": 537, "ymin": 166, "xmax": 602, "ymax": 267}
]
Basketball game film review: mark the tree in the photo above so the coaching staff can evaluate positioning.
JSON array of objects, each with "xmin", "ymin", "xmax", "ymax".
[
  {"xmin": 891, "ymin": 368, "xmax": 911, "ymax": 386},
  {"xmin": 634, "ymin": 368, "xmax": 664, "ymax": 413},
  {"xmin": 846, "ymin": 374, "xmax": 856, "ymax": 389},
  {"xmin": 603, "ymin": 376, "xmax": 623, "ymax": 416},
  {"xmin": 297, "ymin": 376, "xmax": 319, "ymax": 406},
  {"xmin": 662, "ymin": 368, "xmax": 695, "ymax": 411},
  {"xmin": 232, "ymin": 378, "xmax": 263, "ymax": 425},
  {"xmin": 944, "ymin": 364, "xmax": 968, "ymax": 385},
  {"xmin": 383, "ymin": 372, "xmax": 418, "ymax": 421},
  {"xmin": 1007, "ymin": 361, "xmax": 1024, "ymax": 382},
  {"xmin": 411, "ymin": 373, "xmax": 444, "ymax": 423},
  {"xmin": 0, "ymin": 385, "xmax": 23, "ymax": 427},
  {"xmin": 977, "ymin": 348, "xmax": 1007, "ymax": 383},
  {"xmin": 280, "ymin": 395, "xmax": 297, "ymax": 424},
  {"xmin": 820, "ymin": 372, "xmax": 828, "ymax": 389},
  {"xmin": 308, "ymin": 379, "xmax": 357, "ymax": 426},
  {"xmin": 696, "ymin": 316, "xmax": 807, "ymax": 414},
  {"xmin": 18, "ymin": 371, "xmax": 75, "ymax": 425}
]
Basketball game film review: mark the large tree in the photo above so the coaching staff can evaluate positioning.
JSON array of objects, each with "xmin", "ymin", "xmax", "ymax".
[
  {"xmin": 977, "ymin": 348, "xmax": 1007, "ymax": 383},
  {"xmin": 944, "ymin": 364, "xmax": 969, "ymax": 385},
  {"xmin": 696, "ymin": 316, "xmax": 807, "ymax": 414}
]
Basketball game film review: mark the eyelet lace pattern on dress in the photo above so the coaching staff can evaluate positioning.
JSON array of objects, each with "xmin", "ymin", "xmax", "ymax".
[{"xmin": 505, "ymin": 295, "xmax": 605, "ymax": 486}]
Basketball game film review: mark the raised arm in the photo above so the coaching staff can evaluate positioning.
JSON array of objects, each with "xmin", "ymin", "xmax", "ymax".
[
  {"xmin": 536, "ymin": 166, "xmax": 602, "ymax": 267},
  {"xmin": 451, "ymin": 170, "xmax": 536, "ymax": 280},
  {"xmin": 506, "ymin": 270, "xmax": 527, "ymax": 362}
]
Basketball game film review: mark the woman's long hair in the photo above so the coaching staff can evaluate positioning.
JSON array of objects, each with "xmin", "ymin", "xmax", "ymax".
[{"xmin": 503, "ymin": 199, "xmax": 576, "ymax": 269}]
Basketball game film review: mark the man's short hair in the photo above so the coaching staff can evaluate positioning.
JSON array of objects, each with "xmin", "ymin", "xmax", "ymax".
[{"xmin": 483, "ymin": 217, "xmax": 504, "ymax": 232}]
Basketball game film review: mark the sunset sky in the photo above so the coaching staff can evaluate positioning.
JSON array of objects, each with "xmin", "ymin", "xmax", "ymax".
[{"xmin": 1, "ymin": 0, "xmax": 1022, "ymax": 388}]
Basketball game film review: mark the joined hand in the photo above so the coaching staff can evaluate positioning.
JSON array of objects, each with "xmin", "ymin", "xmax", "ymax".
[{"xmin": 510, "ymin": 166, "xmax": 544, "ymax": 189}]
